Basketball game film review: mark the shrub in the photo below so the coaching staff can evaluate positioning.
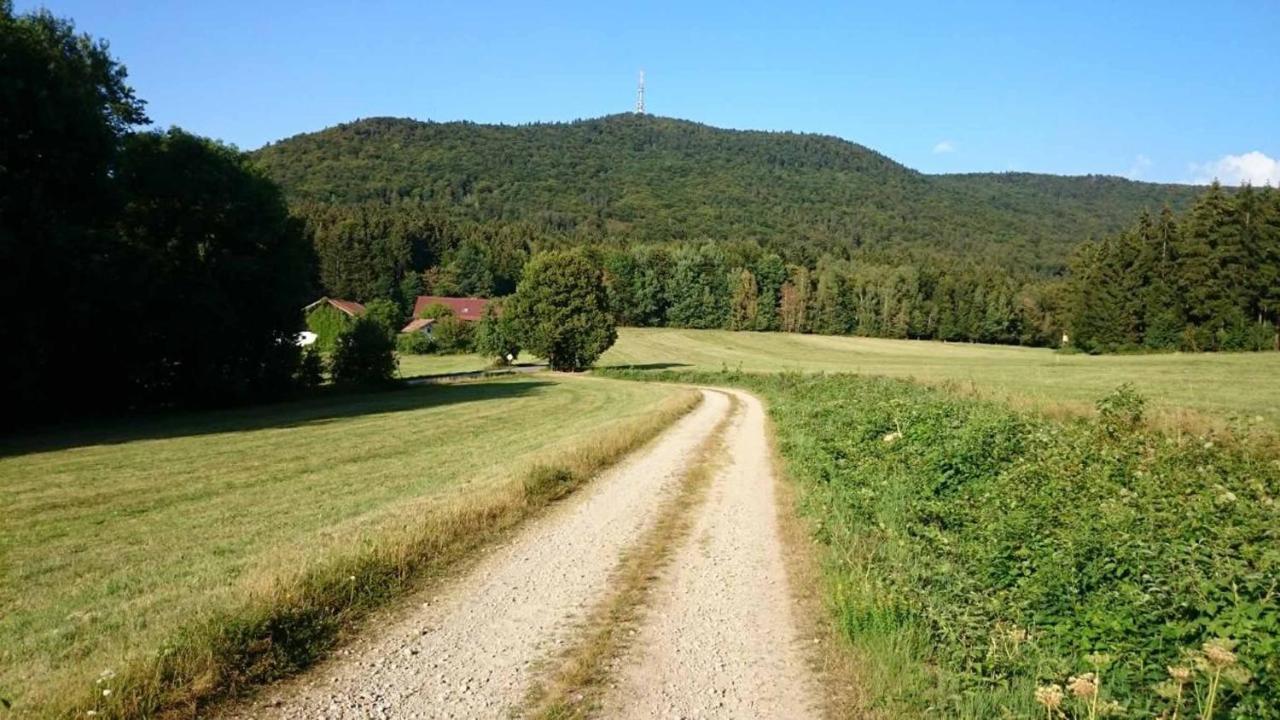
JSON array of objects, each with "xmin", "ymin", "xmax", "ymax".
[
  {"xmin": 395, "ymin": 331, "xmax": 434, "ymax": 355},
  {"xmin": 295, "ymin": 345, "xmax": 325, "ymax": 389},
  {"xmin": 416, "ymin": 302, "xmax": 455, "ymax": 320},
  {"xmin": 432, "ymin": 316, "xmax": 475, "ymax": 353},
  {"xmin": 362, "ymin": 298, "xmax": 404, "ymax": 340},
  {"xmin": 330, "ymin": 318, "xmax": 396, "ymax": 386},
  {"xmin": 1095, "ymin": 382, "xmax": 1146, "ymax": 437}
]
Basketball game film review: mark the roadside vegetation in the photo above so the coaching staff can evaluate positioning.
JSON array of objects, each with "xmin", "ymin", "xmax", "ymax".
[
  {"xmin": 604, "ymin": 368, "xmax": 1278, "ymax": 718},
  {"xmin": 601, "ymin": 327, "xmax": 1280, "ymax": 430},
  {"xmin": 0, "ymin": 377, "xmax": 693, "ymax": 718}
]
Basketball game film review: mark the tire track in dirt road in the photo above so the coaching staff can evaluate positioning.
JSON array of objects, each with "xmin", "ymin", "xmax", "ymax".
[
  {"xmin": 218, "ymin": 389, "xmax": 731, "ymax": 720},
  {"xmin": 597, "ymin": 388, "xmax": 823, "ymax": 719}
]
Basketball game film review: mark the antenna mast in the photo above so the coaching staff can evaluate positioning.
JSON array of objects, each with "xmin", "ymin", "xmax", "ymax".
[{"xmin": 635, "ymin": 70, "xmax": 645, "ymax": 114}]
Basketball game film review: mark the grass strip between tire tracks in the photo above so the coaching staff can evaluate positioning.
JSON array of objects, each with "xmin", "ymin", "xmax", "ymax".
[{"xmin": 50, "ymin": 387, "xmax": 702, "ymax": 720}]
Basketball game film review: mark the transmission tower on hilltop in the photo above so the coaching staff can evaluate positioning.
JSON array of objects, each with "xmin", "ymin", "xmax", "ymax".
[{"xmin": 635, "ymin": 70, "xmax": 645, "ymax": 114}]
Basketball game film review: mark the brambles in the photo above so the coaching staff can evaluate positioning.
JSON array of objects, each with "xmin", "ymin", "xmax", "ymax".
[{"xmin": 1095, "ymin": 383, "xmax": 1146, "ymax": 437}]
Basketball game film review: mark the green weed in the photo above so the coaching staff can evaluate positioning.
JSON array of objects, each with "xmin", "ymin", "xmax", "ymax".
[{"xmin": 605, "ymin": 369, "xmax": 1279, "ymax": 719}]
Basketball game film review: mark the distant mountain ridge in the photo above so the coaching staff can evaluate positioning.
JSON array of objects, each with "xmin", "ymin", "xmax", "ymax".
[{"xmin": 252, "ymin": 113, "xmax": 1200, "ymax": 272}]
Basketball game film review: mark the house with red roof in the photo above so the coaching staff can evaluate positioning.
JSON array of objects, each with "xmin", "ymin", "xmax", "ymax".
[
  {"xmin": 411, "ymin": 296, "xmax": 490, "ymax": 323},
  {"xmin": 401, "ymin": 296, "xmax": 495, "ymax": 335}
]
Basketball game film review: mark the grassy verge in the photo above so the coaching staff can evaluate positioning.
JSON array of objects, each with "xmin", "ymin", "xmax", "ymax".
[
  {"xmin": 599, "ymin": 327, "xmax": 1280, "ymax": 431},
  {"xmin": 767, "ymin": 403, "xmax": 872, "ymax": 719},
  {"xmin": 520, "ymin": 390, "xmax": 738, "ymax": 720},
  {"xmin": 0, "ymin": 377, "xmax": 697, "ymax": 718},
  {"xmin": 602, "ymin": 368, "xmax": 1279, "ymax": 720}
]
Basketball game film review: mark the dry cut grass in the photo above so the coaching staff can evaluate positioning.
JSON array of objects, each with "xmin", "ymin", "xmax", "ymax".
[{"xmin": 0, "ymin": 376, "xmax": 695, "ymax": 719}]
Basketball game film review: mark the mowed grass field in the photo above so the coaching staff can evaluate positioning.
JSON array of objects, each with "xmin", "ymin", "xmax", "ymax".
[
  {"xmin": 0, "ymin": 376, "xmax": 679, "ymax": 711},
  {"xmin": 396, "ymin": 353, "xmax": 496, "ymax": 377},
  {"xmin": 601, "ymin": 327, "xmax": 1280, "ymax": 427}
]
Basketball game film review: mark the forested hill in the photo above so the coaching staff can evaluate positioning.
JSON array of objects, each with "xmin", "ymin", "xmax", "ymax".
[{"xmin": 253, "ymin": 113, "xmax": 1199, "ymax": 272}]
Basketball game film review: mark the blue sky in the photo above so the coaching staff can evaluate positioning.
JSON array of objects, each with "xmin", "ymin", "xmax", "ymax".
[{"xmin": 18, "ymin": 0, "xmax": 1280, "ymax": 184}]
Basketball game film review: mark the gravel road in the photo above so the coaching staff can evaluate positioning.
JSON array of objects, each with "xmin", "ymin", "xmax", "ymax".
[
  {"xmin": 599, "ymin": 388, "xmax": 822, "ymax": 718},
  {"xmin": 219, "ymin": 385, "xmax": 821, "ymax": 719}
]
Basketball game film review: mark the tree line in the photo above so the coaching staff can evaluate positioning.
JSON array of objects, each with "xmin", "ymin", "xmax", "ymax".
[
  {"xmin": 1, "ymin": 3, "xmax": 314, "ymax": 424},
  {"xmin": 1066, "ymin": 184, "xmax": 1280, "ymax": 352},
  {"xmin": 301, "ymin": 183, "xmax": 1278, "ymax": 355},
  {"xmin": 300, "ymin": 198, "xmax": 1066, "ymax": 348}
]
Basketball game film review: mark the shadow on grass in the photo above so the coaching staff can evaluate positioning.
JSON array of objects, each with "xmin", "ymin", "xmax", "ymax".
[{"xmin": 0, "ymin": 380, "xmax": 555, "ymax": 459}]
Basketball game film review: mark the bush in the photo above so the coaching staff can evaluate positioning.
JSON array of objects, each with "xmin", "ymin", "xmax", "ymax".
[
  {"xmin": 330, "ymin": 318, "xmax": 396, "ymax": 386},
  {"xmin": 416, "ymin": 302, "xmax": 455, "ymax": 320},
  {"xmin": 432, "ymin": 316, "xmax": 475, "ymax": 353},
  {"xmin": 295, "ymin": 345, "xmax": 325, "ymax": 389},
  {"xmin": 395, "ymin": 331, "xmax": 434, "ymax": 355},
  {"xmin": 1095, "ymin": 382, "xmax": 1146, "ymax": 438}
]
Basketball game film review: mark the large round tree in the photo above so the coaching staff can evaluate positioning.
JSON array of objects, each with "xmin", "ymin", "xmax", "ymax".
[{"xmin": 508, "ymin": 251, "xmax": 616, "ymax": 371}]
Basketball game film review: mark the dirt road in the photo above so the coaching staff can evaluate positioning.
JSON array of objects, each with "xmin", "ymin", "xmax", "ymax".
[
  {"xmin": 599, "ymin": 389, "xmax": 820, "ymax": 718},
  {"xmin": 221, "ymin": 386, "xmax": 821, "ymax": 719}
]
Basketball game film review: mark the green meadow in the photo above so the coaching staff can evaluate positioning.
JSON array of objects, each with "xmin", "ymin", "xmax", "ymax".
[
  {"xmin": 601, "ymin": 327, "xmax": 1280, "ymax": 428},
  {"xmin": 0, "ymin": 376, "xmax": 679, "ymax": 714}
]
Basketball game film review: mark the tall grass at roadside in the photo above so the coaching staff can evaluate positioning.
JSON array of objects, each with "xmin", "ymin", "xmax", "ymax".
[
  {"xmin": 602, "ymin": 368, "xmax": 1278, "ymax": 719},
  {"xmin": 2, "ymin": 381, "xmax": 698, "ymax": 719}
]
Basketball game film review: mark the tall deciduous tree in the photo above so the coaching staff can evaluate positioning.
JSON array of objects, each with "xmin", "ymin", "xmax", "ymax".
[
  {"xmin": 778, "ymin": 266, "xmax": 812, "ymax": 333},
  {"xmin": 1, "ymin": 2, "xmax": 148, "ymax": 419},
  {"xmin": 115, "ymin": 129, "xmax": 314, "ymax": 405},
  {"xmin": 508, "ymin": 251, "xmax": 617, "ymax": 371}
]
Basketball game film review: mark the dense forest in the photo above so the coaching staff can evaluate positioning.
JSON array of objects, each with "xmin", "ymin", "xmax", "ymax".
[
  {"xmin": 1067, "ymin": 185, "xmax": 1280, "ymax": 352},
  {"xmin": 0, "ymin": 3, "xmax": 314, "ymax": 424},
  {"xmin": 254, "ymin": 115, "xmax": 1201, "ymax": 274},
  {"xmin": 258, "ymin": 114, "xmax": 1278, "ymax": 354},
  {"xmin": 286, "ymin": 173, "xmax": 1279, "ymax": 353}
]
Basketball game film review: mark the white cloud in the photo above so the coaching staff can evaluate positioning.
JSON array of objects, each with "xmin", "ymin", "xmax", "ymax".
[
  {"xmin": 1125, "ymin": 154, "xmax": 1152, "ymax": 180},
  {"xmin": 932, "ymin": 140, "xmax": 955, "ymax": 154},
  {"xmin": 1189, "ymin": 151, "xmax": 1280, "ymax": 186}
]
